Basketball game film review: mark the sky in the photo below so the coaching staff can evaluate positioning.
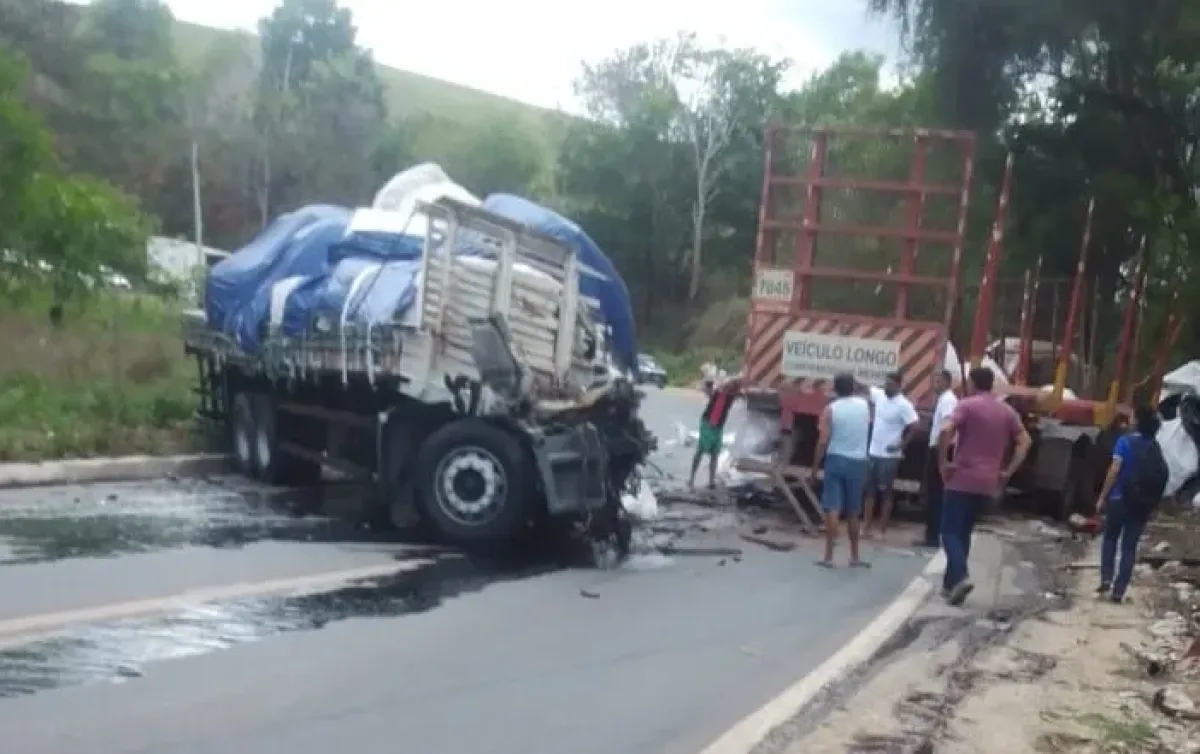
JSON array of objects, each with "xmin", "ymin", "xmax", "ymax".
[{"xmin": 157, "ymin": 0, "xmax": 903, "ymax": 110}]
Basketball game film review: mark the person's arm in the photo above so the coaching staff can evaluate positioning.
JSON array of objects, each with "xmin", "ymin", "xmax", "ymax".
[
  {"xmin": 898, "ymin": 400, "xmax": 920, "ymax": 451},
  {"xmin": 1095, "ymin": 436, "xmax": 1129, "ymax": 511},
  {"xmin": 938, "ymin": 403, "xmax": 965, "ymax": 475},
  {"xmin": 814, "ymin": 405, "xmax": 832, "ymax": 469},
  {"xmin": 1002, "ymin": 405, "xmax": 1032, "ymax": 481}
]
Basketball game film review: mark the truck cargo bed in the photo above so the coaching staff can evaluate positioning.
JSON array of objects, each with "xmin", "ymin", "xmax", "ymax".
[{"xmin": 183, "ymin": 200, "xmax": 605, "ymax": 402}]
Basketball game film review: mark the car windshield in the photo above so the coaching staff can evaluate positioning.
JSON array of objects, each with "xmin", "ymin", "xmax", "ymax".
[{"xmin": 638, "ymin": 354, "xmax": 656, "ymax": 368}]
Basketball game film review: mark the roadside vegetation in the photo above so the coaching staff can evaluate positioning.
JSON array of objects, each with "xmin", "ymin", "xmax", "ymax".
[
  {"xmin": 2, "ymin": 0, "xmax": 1198, "ymax": 457},
  {"xmin": 0, "ymin": 289, "xmax": 196, "ymax": 461}
]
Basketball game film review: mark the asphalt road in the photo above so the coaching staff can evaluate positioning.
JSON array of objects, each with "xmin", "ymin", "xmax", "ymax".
[{"xmin": 0, "ymin": 387, "xmax": 929, "ymax": 754}]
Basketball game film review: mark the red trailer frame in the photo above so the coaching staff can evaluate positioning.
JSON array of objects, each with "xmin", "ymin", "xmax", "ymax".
[{"xmin": 744, "ymin": 126, "xmax": 976, "ymax": 431}]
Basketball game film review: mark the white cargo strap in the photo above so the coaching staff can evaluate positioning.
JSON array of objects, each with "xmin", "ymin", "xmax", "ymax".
[
  {"xmin": 269, "ymin": 276, "xmax": 307, "ymax": 330},
  {"xmin": 340, "ymin": 262, "xmax": 382, "ymax": 385}
]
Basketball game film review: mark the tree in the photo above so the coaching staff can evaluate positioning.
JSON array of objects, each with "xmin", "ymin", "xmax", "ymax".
[
  {"xmin": 680, "ymin": 48, "xmax": 736, "ymax": 301},
  {"xmin": 563, "ymin": 36, "xmax": 695, "ymax": 322},
  {"xmin": 0, "ymin": 46, "xmax": 153, "ymax": 312},
  {"xmin": 0, "ymin": 49, "xmax": 53, "ymax": 259},
  {"xmin": 868, "ymin": 0, "xmax": 1200, "ymax": 359},
  {"xmin": 253, "ymin": 0, "xmax": 385, "ymax": 220},
  {"xmin": 180, "ymin": 34, "xmax": 257, "ymax": 251},
  {"xmin": 19, "ymin": 172, "xmax": 154, "ymax": 310},
  {"xmin": 65, "ymin": 0, "xmax": 185, "ymax": 212}
]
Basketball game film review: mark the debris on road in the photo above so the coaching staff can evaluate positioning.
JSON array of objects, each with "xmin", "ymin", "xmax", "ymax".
[{"xmin": 739, "ymin": 533, "xmax": 797, "ymax": 553}]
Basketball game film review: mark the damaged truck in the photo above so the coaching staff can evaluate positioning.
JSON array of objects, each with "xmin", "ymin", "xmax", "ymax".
[{"xmin": 182, "ymin": 170, "xmax": 653, "ymax": 553}]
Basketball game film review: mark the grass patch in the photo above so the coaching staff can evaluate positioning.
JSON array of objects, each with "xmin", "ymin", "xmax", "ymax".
[
  {"xmin": 0, "ymin": 291, "xmax": 197, "ymax": 461},
  {"xmin": 1075, "ymin": 711, "xmax": 1157, "ymax": 748}
]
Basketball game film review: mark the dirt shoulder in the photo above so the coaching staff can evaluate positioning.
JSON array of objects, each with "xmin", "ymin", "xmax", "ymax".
[{"xmin": 759, "ymin": 516, "xmax": 1200, "ymax": 754}]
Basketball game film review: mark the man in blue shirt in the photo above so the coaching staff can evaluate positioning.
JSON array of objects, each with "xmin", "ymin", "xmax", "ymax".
[{"xmin": 1094, "ymin": 406, "xmax": 1162, "ymax": 603}]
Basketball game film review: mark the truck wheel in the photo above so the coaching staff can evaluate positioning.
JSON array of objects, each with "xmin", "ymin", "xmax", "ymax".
[
  {"xmin": 414, "ymin": 419, "xmax": 532, "ymax": 546},
  {"xmin": 231, "ymin": 392, "xmax": 257, "ymax": 478},
  {"xmin": 251, "ymin": 394, "xmax": 323, "ymax": 486}
]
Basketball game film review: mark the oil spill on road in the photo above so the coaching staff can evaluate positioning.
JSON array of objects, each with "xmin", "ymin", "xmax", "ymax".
[
  {"xmin": 0, "ymin": 551, "xmax": 555, "ymax": 699},
  {"xmin": 0, "ymin": 477, "xmax": 390, "ymax": 564}
]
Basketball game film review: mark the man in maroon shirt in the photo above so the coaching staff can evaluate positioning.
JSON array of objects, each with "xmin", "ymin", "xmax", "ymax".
[{"xmin": 936, "ymin": 367, "xmax": 1032, "ymax": 605}]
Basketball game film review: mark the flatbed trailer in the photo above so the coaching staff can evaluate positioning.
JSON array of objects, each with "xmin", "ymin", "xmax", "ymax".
[
  {"xmin": 183, "ymin": 199, "xmax": 654, "ymax": 550},
  {"xmin": 970, "ymin": 201, "xmax": 1181, "ymax": 519},
  {"xmin": 739, "ymin": 124, "xmax": 1179, "ymax": 521},
  {"xmin": 741, "ymin": 126, "xmax": 977, "ymax": 495}
]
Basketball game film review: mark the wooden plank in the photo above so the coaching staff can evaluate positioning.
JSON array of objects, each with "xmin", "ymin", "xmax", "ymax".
[{"xmin": 734, "ymin": 458, "xmax": 921, "ymax": 494}]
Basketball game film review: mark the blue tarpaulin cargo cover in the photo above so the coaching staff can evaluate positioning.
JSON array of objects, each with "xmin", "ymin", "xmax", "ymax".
[
  {"xmin": 481, "ymin": 194, "xmax": 638, "ymax": 371},
  {"xmin": 204, "ymin": 205, "xmax": 426, "ymax": 353}
]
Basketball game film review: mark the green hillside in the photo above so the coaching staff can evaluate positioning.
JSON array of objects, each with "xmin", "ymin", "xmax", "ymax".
[{"xmin": 171, "ymin": 20, "xmax": 564, "ymax": 135}]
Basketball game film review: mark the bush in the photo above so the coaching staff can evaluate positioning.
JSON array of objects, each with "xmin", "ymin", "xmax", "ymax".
[{"xmin": 0, "ymin": 288, "xmax": 196, "ymax": 461}]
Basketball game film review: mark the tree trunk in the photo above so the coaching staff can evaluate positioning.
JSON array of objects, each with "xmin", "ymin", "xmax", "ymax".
[{"xmin": 689, "ymin": 196, "xmax": 704, "ymax": 301}]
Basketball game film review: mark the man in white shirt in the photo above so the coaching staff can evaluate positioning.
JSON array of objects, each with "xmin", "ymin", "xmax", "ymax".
[
  {"xmin": 864, "ymin": 371, "xmax": 919, "ymax": 538},
  {"xmin": 918, "ymin": 369, "xmax": 958, "ymax": 548}
]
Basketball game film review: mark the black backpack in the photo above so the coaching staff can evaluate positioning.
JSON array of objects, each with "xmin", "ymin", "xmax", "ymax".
[{"xmin": 1123, "ymin": 434, "xmax": 1169, "ymax": 515}]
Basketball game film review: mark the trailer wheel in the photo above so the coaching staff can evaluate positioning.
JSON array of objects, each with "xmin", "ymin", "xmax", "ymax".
[
  {"xmin": 231, "ymin": 392, "xmax": 257, "ymax": 478},
  {"xmin": 414, "ymin": 419, "xmax": 531, "ymax": 546},
  {"xmin": 251, "ymin": 395, "xmax": 323, "ymax": 486}
]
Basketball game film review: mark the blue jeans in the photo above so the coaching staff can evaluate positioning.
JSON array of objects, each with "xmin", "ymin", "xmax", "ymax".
[
  {"xmin": 821, "ymin": 454, "xmax": 868, "ymax": 517},
  {"xmin": 941, "ymin": 490, "xmax": 985, "ymax": 591},
  {"xmin": 1100, "ymin": 497, "xmax": 1147, "ymax": 599}
]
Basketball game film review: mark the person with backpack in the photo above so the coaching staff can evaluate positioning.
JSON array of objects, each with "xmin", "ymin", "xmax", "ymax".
[{"xmin": 1095, "ymin": 405, "xmax": 1168, "ymax": 604}]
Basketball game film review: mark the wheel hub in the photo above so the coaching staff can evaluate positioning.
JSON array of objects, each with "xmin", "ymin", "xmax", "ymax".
[{"xmin": 436, "ymin": 449, "xmax": 506, "ymax": 525}]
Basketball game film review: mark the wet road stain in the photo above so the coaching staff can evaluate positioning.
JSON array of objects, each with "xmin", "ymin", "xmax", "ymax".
[
  {"xmin": 0, "ymin": 552, "xmax": 554, "ymax": 699},
  {"xmin": 0, "ymin": 478, "xmax": 389, "ymax": 564}
]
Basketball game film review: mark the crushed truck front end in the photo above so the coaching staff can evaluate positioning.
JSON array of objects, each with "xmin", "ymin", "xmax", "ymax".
[{"xmin": 742, "ymin": 126, "xmax": 976, "ymax": 487}]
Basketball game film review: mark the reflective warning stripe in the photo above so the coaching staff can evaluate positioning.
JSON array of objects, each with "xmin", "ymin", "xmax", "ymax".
[{"xmin": 744, "ymin": 314, "xmax": 946, "ymax": 409}]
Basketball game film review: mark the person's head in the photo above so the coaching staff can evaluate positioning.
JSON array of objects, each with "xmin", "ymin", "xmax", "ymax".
[
  {"xmin": 832, "ymin": 372, "xmax": 855, "ymax": 398},
  {"xmin": 1134, "ymin": 405, "xmax": 1161, "ymax": 437},
  {"xmin": 884, "ymin": 371, "xmax": 902, "ymax": 397},
  {"xmin": 967, "ymin": 366, "xmax": 995, "ymax": 395},
  {"xmin": 934, "ymin": 369, "xmax": 953, "ymax": 393}
]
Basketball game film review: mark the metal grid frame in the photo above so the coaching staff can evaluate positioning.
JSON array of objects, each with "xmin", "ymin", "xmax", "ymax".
[{"xmin": 745, "ymin": 126, "xmax": 976, "ymax": 419}]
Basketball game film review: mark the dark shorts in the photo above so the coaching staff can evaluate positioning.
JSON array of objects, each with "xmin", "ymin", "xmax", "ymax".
[
  {"xmin": 867, "ymin": 455, "xmax": 901, "ymax": 492},
  {"xmin": 821, "ymin": 454, "xmax": 868, "ymax": 517}
]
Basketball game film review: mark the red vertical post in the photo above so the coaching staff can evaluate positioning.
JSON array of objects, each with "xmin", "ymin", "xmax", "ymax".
[
  {"xmin": 896, "ymin": 135, "xmax": 928, "ymax": 319},
  {"xmin": 1107, "ymin": 235, "xmax": 1147, "ymax": 414},
  {"xmin": 944, "ymin": 136, "xmax": 976, "ymax": 345},
  {"xmin": 794, "ymin": 130, "xmax": 827, "ymax": 311},
  {"xmin": 1149, "ymin": 286, "xmax": 1183, "ymax": 409},
  {"xmin": 1125, "ymin": 294, "xmax": 1146, "ymax": 404},
  {"xmin": 1049, "ymin": 197, "xmax": 1095, "ymax": 407},
  {"xmin": 746, "ymin": 126, "xmax": 777, "ymax": 383},
  {"xmin": 968, "ymin": 152, "xmax": 1014, "ymax": 367},
  {"xmin": 753, "ymin": 126, "xmax": 777, "ymax": 268}
]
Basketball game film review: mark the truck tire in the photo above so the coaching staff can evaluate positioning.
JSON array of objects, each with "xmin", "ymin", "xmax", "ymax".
[
  {"xmin": 414, "ymin": 418, "xmax": 532, "ymax": 546},
  {"xmin": 251, "ymin": 394, "xmax": 323, "ymax": 486},
  {"xmin": 231, "ymin": 392, "xmax": 257, "ymax": 478}
]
